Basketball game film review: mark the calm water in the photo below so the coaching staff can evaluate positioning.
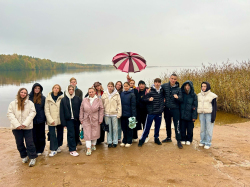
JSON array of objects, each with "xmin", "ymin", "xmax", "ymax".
[{"xmin": 0, "ymin": 67, "xmax": 248, "ymax": 127}]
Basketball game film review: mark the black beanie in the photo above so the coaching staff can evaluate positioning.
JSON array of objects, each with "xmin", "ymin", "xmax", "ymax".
[{"xmin": 138, "ymin": 80, "xmax": 146, "ymax": 86}]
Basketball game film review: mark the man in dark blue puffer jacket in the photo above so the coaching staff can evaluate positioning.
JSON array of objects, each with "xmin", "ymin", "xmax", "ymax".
[{"xmin": 138, "ymin": 78, "xmax": 165, "ymax": 147}]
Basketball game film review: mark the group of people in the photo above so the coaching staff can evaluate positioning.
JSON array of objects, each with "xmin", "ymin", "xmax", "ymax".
[{"xmin": 7, "ymin": 74, "xmax": 217, "ymax": 167}]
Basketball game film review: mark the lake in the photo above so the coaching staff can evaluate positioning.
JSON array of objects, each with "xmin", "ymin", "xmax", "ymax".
[{"xmin": 0, "ymin": 66, "xmax": 248, "ymax": 127}]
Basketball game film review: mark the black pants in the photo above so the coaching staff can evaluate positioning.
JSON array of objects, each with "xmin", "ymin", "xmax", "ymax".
[
  {"xmin": 180, "ymin": 119, "xmax": 194, "ymax": 142},
  {"xmin": 97, "ymin": 118, "xmax": 105, "ymax": 144},
  {"xmin": 121, "ymin": 117, "xmax": 133, "ymax": 144},
  {"xmin": 12, "ymin": 129, "xmax": 37, "ymax": 159},
  {"xmin": 56, "ymin": 125, "xmax": 64, "ymax": 147},
  {"xmin": 66, "ymin": 120, "xmax": 80, "ymax": 152},
  {"xmin": 133, "ymin": 110, "xmax": 147, "ymax": 139},
  {"xmin": 164, "ymin": 108, "xmax": 182, "ymax": 141},
  {"xmin": 32, "ymin": 122, "xmax": 46, "ymax": 153}
]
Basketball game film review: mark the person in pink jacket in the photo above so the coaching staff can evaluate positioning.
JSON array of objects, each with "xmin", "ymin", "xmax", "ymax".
[{"xmin": 79, "ymin": 88, "xmax": 104, "ymax": 156}]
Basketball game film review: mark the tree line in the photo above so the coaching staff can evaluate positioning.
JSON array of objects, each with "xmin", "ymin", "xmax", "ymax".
[{"xmin": 0, "ymin": 54, "xmax": 113, "ymax": 71}]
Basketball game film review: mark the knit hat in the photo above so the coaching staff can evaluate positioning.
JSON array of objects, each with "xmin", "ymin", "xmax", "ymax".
[{"xmin": 138, "ymin": 80, "xmax": 146, "ymax": 86}]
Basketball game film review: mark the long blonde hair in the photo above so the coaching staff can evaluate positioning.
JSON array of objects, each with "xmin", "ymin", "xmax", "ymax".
[{"xmin": 17, "ymin": 88, "xmax": 28, "ymax": 111}]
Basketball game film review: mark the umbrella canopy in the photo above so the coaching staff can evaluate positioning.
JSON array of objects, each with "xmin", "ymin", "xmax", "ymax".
[{"xmin": 112, "ymin": 52, "xmax": 147, "ymax": 73}]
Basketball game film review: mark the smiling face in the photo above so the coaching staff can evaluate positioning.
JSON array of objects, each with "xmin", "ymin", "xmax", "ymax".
[
  {"xmin": 129, "ymin": 80, "xmax": 135, "ymax": 88},
  {"xmin": 169, "ymin": 75, "xmax": 177, "ymax": 86},
  {"xmin": 20, "ymin": 89, "xmax": 27, "ymax": 99},
  {"xmin": 34, "ymin": 86, "xmax": 41, "ymax": 94},
  {"xmin": 123, "ymin": 83, "xmax": 130, "ymax": 91},
  {"xmin": 115, "ymin": 82, "xmax": 122, "ymax": 90},
  {"xmin": 88, "ymin": 88, "xmax": 96, "ymax": 98}
]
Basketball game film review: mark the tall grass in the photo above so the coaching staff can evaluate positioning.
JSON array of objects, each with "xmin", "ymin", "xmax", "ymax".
[{"xmin": 161, "ymin": 61, "xmax": 250, "ymax": 118}]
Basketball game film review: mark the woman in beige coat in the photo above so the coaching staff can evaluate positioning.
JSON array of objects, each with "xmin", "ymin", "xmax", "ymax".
[
  {"xmin": 80, "ymin": 88, "xmax": 104, "ymax": 156},
  {"xmin": 45, "ymin": 84, "xmax": 64, "ymax": 157},
  {"xmin": 7, "ymin": 88, "xmax": 37, "ymax": 167},
  {"xmin": 101, "ymin": 82, "xmax": 122, "ymax": 148}
]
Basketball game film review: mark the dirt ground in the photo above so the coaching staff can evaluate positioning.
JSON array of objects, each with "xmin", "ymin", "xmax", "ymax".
[{"xmin": 0, "ymin": 122, "xmax": 249, "ymax": 187}]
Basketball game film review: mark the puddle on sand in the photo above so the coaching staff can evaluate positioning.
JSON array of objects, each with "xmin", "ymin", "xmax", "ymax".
[{"xmin": 194, "ymin": 111, "xmax": 250, "ymax": 127}]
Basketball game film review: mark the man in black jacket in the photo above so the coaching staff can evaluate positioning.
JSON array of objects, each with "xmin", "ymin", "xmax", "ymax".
[
  {"xmin": 138, "ymin": 78, "xmax": 164, "ymax": 147},
  {"xmin": 161, "ymin": 74, "xmax": 183, "ymax": 149}
]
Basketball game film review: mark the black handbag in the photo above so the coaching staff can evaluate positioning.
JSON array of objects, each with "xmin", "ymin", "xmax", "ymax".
[{"xmin": 101, "ymin": 122, "xmax": 109, "ymax": 132}]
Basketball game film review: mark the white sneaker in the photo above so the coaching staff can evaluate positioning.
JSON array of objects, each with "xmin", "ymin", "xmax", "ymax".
[
  {"xmin": 199, "ymin": 143, "xmax": 204, "ymax": 147},
  {"xmin": 37, "ymin": 153, "xmax": 42, "ymax": 156},
  {"xmin": 70, "ymin": 151, "xmax": 79, "ymax": 156},
  {"xmin": 86, "ymin": 148, "xmax": 91, "ymax": 156},
  {"xmin": 22, "ymin": 156, "xmax": 29, "ymax": 163},
  {"xmin": 204, "ymin": 145, "xmax": 210, "ymax": 149},
  {"xmin": 29, "ymin": 158, "xmax": 36, "ymax": 167},
  {"xmin": 132, "ymin": 139, "xmax": 138, "ymax": 143},
  {"xmin": 181, "ymin": 141, "xmax": 186, "ymax": 145},
  {"xmin": 91, "ymin": 145, "xmax": 96, "ymax": 151},
  {"xmin": 120, "ymin": 143, "xmax": 125, "ymax": 147},
  {"xmin": 186, "ymin": 141, "xmax": 191, "ymax": 145},
  {"xmin": 49, "ymin": 151, "xmax": 57, "ymax": 157},
  {"xmin": 145, "ymin": 137, "xmax": 150, "ymax": 143},
  {"xmin": 57, "ymin": 147, "xmax": 62, "ymax": 153},
  {"xmin": 125, "ymin": 144, "xmax": 132, "ymax": 148}
]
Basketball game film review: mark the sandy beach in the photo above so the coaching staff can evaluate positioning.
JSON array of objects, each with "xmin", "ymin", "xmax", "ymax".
[{"xmin": 0, "ymin": 122, "xmax": 249, "ymax": 187}]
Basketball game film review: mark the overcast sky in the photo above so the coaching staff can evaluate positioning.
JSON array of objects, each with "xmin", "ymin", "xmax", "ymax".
[{"xmin": 0, "ymin": 0, "xmax": 249, "ymax": 66}]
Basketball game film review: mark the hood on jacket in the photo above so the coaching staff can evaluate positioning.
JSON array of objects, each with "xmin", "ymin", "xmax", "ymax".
[
  {"xmin": 181, "ymin": 80, "xmax": 194, "ymax": 94},
  {"xmin": 201, "ymin": 81, "xmax": 211, "ymax": 92},
  {"xmin": 29, "ymin": 83, "xmax": 43, "ymax": 97},
  {"xmin": 107, "ymin": 88, "xmax": 118, "ymax": 98},
  {"xmin": 65, "ymin": 86, "xmax": 75, "ymax": 99},
  {"xmin": 124, "ymin": 89, "xmax": 133, "ymax": 94}
]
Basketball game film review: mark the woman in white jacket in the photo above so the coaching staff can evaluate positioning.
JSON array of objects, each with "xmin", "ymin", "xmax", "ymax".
[
  {"xmin": 101, "ymin": 82, "xmax": 122, "ymax": 148},
  {"xmin": 7, "ymin": 88, "xmax": 37, "ymax": 167},
  {"xmin": 45, "ymin": 84, "xmax": 64, "ymax": 157}
]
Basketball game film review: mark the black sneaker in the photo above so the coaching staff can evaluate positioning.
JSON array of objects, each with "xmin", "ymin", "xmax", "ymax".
[
  {"xmin": 177, "ymin": 141, "xmax": 183, "ymax": 149},
  {"xmin": 162, "ymin": 137, "xmax": 172, "ymax": 143},
  {"xmin": 108, "ymin": 144, "xmax": 112, "ymax": 148},
  {"xmin": 155, "ymin": 138, "xmax": 162, "ymax": 145},
  {"xmin": 138, "ymin": 140, "xmax": 144, "ymax": 147},
  {"xmin": 113, "ymin": 144, "xmax": 117, "ymax": 148}
]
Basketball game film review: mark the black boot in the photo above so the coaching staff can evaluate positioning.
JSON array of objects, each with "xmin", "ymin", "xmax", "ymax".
[
  {"xmin": 177, "ymin": 141, "xmax": 183, "ymax": 149},
  {"xmin": 155, "ymin": 138, "xmax": 162, "ymax": 145},
  {"xmin": 162, "ymin": 137, "xmax": 172, "ymax": 143},
  {"xmin": 138, "ymin": 140, "xmax": 144, "ymax": 147}
]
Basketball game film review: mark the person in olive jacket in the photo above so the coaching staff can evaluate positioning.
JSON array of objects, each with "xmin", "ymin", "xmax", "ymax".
[
  {"xmin": 29, "ymin": 83, "xmax": 46, "ymax": 155},
  {"xmin": 180, "ymin": 80, "xmax": 198, "ymax": 145},
  {"xmin": 161, "ymin": 73, "xmax": 183, "ymax": 149},
  {"xmin": 60, "ymin": 85, "xmax": 81, "ymax": 156}
]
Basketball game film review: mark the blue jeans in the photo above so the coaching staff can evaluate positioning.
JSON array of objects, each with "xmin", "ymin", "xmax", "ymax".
[
  {"xmin": 140, "ymin": 114, "xmax": 162, "ymax": 142},
  {"xmin": 118, "ymin": 118, "xmax": 122, "ymax": 140},
  {"xmin": 199, "ymin": 113, "xmax": 214, "ymax": 146},
  {"xmin": 105, "ymin": 116, "xmax": 118, "ymax": 145}
]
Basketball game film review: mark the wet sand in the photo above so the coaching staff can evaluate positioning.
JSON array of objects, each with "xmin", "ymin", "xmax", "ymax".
[{"xmin": 0, "ymin": 122, "xmax": 250, "ymax": 187}]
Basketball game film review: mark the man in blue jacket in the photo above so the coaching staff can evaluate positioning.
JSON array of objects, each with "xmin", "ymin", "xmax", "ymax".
[{"xmin": 138, "ymin": 78, "xmax": 165, "ymax": 147}]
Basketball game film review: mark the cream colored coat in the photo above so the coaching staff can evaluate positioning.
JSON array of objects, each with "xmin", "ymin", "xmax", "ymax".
[
  {"xmin": 7, "ymin": 97, "xmax": 36, "ymax": 130},
  {"xmin": 101, "ymin": 90, "xmax": 122, "ymax": 118},
  {"xmin": 197, "ymin": 90, "xmax": 218, "ymax": 114},
  {"xmin": 45, "ymin": 92, "xmax": 64, "ymax": 126}
]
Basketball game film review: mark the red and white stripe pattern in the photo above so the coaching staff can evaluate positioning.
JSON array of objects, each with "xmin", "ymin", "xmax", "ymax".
[{"xmin": 112, "ymin": 52, "xmax": 147, "ymax": 73}]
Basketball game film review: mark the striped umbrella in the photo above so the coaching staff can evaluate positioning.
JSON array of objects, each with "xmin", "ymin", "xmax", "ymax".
[{"xmin": 112, "ymin": 52, "xmax": 147, "ymax": 73}]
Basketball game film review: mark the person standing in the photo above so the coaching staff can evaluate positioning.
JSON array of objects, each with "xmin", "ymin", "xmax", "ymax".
[
  {"xmin": 45, "ymin": 84, "xmax": 64, "ymax": 157},
  {"xmin": 29, "ymin": 83, "xmax": 46, "ymax": 156},
  {"xmin": 197, "ymin": 82, "xmax": 218, "ymax": 149},
  {"xmin": 60, "ymin": 85, "xmax": 81, "ymax": 156},
  {"xmin": 79, "ymin": 88, "xmax": 104, "ymax": 155},
  {"xmin": 120, "ymin": 82, "xmax": 137, "ymax": 148},
  {"xmin": 7, "ymin": 88, "xmax": 37, "ymax": 167},
  {"xmin": 138, "ymin": 78, "xmax": 165, "ymax": 147},
  {"xmin": 102, "ymin": 82, "xmax": 122, "ymax": 148},
  {"xmin": 180, "ymin": 81, "xmax": 198, "ymax": 145},
  {"xmin": 161, "ymin": 73, "xmax": 183, "ymax": 149},
  {"xmin": 115, "ymin": 81, "xmax": 123, "ymax": 143},
  {"xmin": 135, "ymin": 80, "xmax": 149, "ymax": 142}
]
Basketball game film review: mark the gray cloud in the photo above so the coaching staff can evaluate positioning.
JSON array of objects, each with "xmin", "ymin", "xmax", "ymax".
[{"xmin": 0, "ymin": 0, "xmax": 249, "ymax": 66}]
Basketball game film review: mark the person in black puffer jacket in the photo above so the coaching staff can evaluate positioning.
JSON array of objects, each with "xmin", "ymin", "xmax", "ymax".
[
  {"xmin": 180, "ymin": 80, "xmax": 198, "ymax": 145},
  {"xmin": 60, "ymin": 85, "xmax": 81, "ymax": 156},
  {"xmin": 161, "ymin": 73, "xmax": 183, "ymax": 149},
  {"xmin": 138, "ymin": 78, "xmax": 164, "ymax": 147},
  {"xmin": 120, "ymin": 82, "xmax": 137, "ymax": 147},
  {"xmin": 29, "ymin": 83, "xmax": 46, "ymax": 155}
]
